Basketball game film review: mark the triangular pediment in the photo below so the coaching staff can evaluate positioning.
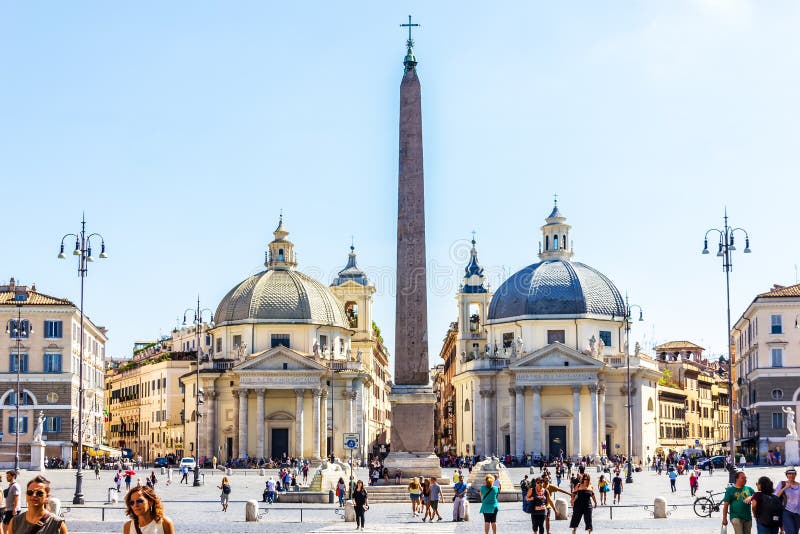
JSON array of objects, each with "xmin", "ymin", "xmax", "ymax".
[
  {"xmin": 509, "ymin": 342, "xmax": 605, "ymax": 370},
  {"xmin": 234, "ymin": 346, "xmax": 328, "ymax": 373}
]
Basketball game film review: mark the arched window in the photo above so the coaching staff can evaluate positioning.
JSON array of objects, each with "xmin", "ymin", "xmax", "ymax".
[
  {"xmin": 647, "ymin": 398, "xmax": 654, "ymax": 411},
  {"xmin": 545, "ymin": 236, "xmax": 550, "ymax": 250},
  {"xmin": 345, "ymin": 302, "xmax": 359, "ymax": 328},
  {"xmin": 563, "ymin": 235, "xmax": 567, "ymax": 249},
  {"xmin": 278, "ymin": 249, "xmax": 284, "ymax": 261},
  {"xmin": 553, "ymin": 235, "xmax": 559, "ymax": 250}
]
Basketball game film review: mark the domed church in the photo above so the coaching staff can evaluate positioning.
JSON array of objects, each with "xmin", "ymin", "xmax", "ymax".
[
  {"xmin": 448, "ymin": 202, "xmax": 661, "ymax": 462},
  {"xmin": 182, "ymin": 216, "xmax": 392, "ymax": 464}
]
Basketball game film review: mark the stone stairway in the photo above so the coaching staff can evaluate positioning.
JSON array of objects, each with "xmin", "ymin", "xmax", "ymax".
[{"xmin": 362, "ymin": 484, "xmax": 456, "ymax": 504}]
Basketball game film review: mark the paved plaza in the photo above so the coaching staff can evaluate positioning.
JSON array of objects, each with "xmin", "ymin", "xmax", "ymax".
[{"xmin": 19, "ymin": 464, "xmax": 792, "ymax": 533}]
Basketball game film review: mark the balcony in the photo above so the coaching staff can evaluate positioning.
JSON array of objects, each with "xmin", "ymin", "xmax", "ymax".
[
  {"xmin": 457, "ymin": 355, "xmax": 510, "ymax": 373},
  {"xmin": 330, "ymin": 360, "xmax": 367, "ymax": 372},
  {"xmin": 212, "ymin": 359, "xmax": 235, "ymax": 371}
]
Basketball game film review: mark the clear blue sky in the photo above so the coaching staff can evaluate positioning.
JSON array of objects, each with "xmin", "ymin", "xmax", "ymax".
[{"xmin": 2, "ymin": 1, "xmax": 799, "ymax": 364}]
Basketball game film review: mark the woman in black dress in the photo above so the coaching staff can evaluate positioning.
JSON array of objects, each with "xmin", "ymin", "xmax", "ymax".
[
  {"xmin": 570, "ymin": 474, "xmax": 597, "ymax": 534},
  {"xmin": 352, "ymin": 480, "xmax": 369, "ymax": 532}
]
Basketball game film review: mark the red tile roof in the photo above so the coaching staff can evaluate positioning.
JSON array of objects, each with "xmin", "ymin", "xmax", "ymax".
[{"xmin": 758, "ymin": 284, "xmax": 800, "ymax": 298}]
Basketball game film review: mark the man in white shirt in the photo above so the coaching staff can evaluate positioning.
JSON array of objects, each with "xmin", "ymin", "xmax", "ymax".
[{"xmin": 2, "ymin": 470, "xmax": 21, "ymax": 527}]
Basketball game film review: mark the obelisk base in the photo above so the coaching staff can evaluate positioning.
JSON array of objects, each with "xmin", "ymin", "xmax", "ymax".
[{"xmin": 385, "ymin": 385, "xmax": 442, "ymax": 479}]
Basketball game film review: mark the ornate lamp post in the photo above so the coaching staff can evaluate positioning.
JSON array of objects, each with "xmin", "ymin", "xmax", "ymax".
[
  {"xmin": 623, "ymin": 296, "xmax": 643, "ymax": 484},
  {"xmin": 183, "ymin": 297, "xmax": 213, "ymax": 487},
  {"xmin": 702, "ymin": 209, "xmax": 751, "ymax": 484},
  {"xmin": 5, "ymin": 302, "xmax": 33, "ymax": 471},
  {"xmin": 57, "ymin": 215, "xmax": 108, "ymax": 504}
]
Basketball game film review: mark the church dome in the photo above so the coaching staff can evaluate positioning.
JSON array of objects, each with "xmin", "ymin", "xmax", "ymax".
[
  {"xmin": 487, "ymin": 260, "xmax": 625, "ymax": 321},
  {"xmin": 214, "ymin": 269, "xmax": 349, "ymax": 328},
  {"xmin": 214, "ymin": 215, "xmax": 349, "ymax": 329}
]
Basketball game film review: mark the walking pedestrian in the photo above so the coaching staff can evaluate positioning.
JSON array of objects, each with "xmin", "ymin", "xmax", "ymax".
[
  {"xmin": 453, "ymin": 475, "xmax": 467, "ymax": 521},
  {"xmin": 480, "ymin": 475, "xmax": 500, "ymax": 534},
  {"xmin": 776, "ymin": 467, "xmax": 800, "ymax": 534},
  {"xmin": 612, "ymin": 471, "xmax": 623, "ymax": 503},
  {"xmin": 336, "ymin": 477, "xmax": 346, "ymax": 508},
  {"xmin": 218, "ymin": 476, "xmax": 231, "ymax": 512},
  {"xmin": 597, "ymin": 475, "xmax": 609, "ymax": 505},
  {"xmin": 526, "ymin": 478, "xmax": 553, "ymax": 534},
  {"xmin": 179, "ymin": 467, "xmax": 188, "ymax": 485},
  {"xmin": 7, "ymin": 475, "xmax": 67, "ymax": 534},
  {"xmin": 125, "ymin": 471, "xmax": 132, "ymax": 491},
  {"xmin": 722, "ymin": 471, "xmax": 755, "ymax": 534},
  {"xmin": 569, "ymin": 473, "xmax": 597, "ymax": 534},
  {"xmin": 3, "ymin": 470, "xmax": 21, "ymax": 530},
  {"xmin": 667, "ymin": 467, "xmax": 677, "ymax": 493},
  {"xmin": 749, "ymin": 476, "xmax": 783, "ymax": 534},
  {"xmin": 408, "ymin": 477, "xmax": 421, "ymax": 517},
  {"xmin": 352, "ymin": 480, "xmax": 368, "ymax": 532},
  {"xmin": 420, "ymin": 478, "xmax": 431, "ymax": 521},
  {"xmin": 94, "ymin": 464, "xmax": 101, "ymax": 480},
  {"xmin": 542, "ymin": 475, "xmax": 570, "ymax": 534},
  {"xmin": 123, "ymin": 485, "xmax": 174, "ymax": 534},
  {"xmin": 689, "ymin": 469, "xmax": 699, "ymax": 497},
  {"xmin": 428, "ymin": 477, "xmax": 442, "ymax": 521}
]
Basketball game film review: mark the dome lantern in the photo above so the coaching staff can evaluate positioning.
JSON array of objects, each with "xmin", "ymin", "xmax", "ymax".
[
  {"xmin": 539, "ymin": 196, "xmax": 573, "ymax": 261},
  {"xmin": 265, "ymin": 214, "xmax": 297, "ymax": 271}
]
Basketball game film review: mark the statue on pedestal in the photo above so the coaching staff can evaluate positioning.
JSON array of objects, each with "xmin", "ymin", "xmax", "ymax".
[
  {"xmin": 32, "ymin": 411, "xmax": 45, "ymax": 444},
  {"xmin": 783, "ymin": 406, "xmax": 798, "ymax": 439}
]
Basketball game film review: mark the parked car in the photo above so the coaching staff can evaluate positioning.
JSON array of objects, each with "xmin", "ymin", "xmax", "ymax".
[
  {"xmin": 697, "ymin": 455, "xmax": 726, "ymax": 470},
  {"xmin": 179, "ymin": 457, "xmax": 196, "ymax": 471},
  {"xmin": 154, "ymin": 457, "xmax": 168, "ymax": 468}
]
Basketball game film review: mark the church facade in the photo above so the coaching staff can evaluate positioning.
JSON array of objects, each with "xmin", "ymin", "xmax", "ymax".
[
  {"xmin": 180, "ymin": 217, "xmax": 392, "ymax": 464},
  {"xmin": 449, "ymin": 204, "xmax": 661, "ymax": 462}
]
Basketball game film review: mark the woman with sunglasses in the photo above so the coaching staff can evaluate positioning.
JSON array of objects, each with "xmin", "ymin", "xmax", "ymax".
[
  {"xmin": 7, "ymin": 475, "xmax": 67, "ymax": 534},
  {"xmin": 569, "ymin": 474, "xmax": 597, "ymax": 534},
  {"xmin": 123, "ymin": 486, "xmax": 174, "ymax": 534}
]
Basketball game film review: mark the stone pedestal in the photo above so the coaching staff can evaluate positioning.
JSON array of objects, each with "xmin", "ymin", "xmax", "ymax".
[
  {"xmin": 245, "ymin": 499, "xmax": 258, "ymax": 522},
  {"xmin": 654, "ymin": 497, "xmax": 667, "ymax": 518},
  {"xmin": 384, "ymin": 385, "xmax": 442, "ymax": 479},
  {"xmin": 785, "ymin": 438, "xmax": 799, "ymax": 466},
  {"xmin": 30, "ymin": 442, "xmax": 45, "ymax": 472}
]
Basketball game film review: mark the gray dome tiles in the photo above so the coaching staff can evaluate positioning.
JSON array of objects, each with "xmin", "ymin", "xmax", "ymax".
[
  {"xmin": 488, "ymin": 260, "xmax": 625, "ymax": 321},
  {"xmin": 215, "ymin": 269, "xmax": 350, "ymax": 328}
]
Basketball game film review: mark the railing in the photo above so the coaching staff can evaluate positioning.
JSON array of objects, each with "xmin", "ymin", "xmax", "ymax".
[
  {"xmin": 604, "ymin": 356, "xmax": 625, "ymax": 367},
  {"xmin": 213, "ymin": 360, "xmax": 235, "ymax": 370}
]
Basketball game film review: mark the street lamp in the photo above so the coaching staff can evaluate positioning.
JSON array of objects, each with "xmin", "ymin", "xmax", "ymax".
[
  {"xmin": 702, "ymin": 209, "xmax": 751, "ymax": 484},
  {"xmin": 183, "ymin": 297, "xmax": 213, "ymax": 487},
  {"xmin": 623, "ymin": 296, "xmax": 643, "ymax": 484},
  {"xmin": 58, "ymin": 215, "xmax": 108, "ymax": 504},
  {"xmin": 5, "ymin": 303, "xmax": 33, "ymax": 471}
]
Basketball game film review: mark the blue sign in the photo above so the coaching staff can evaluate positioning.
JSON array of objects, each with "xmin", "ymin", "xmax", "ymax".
[{"xmin": 345, "ymin": 439, "xmax": 357, "ymax": 449}]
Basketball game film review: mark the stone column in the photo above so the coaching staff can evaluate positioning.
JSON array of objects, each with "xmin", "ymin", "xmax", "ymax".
[
  {"xmin": 232, "ymin": 389, "xmax": 240, "ymax": 459},
  {"xmin": 531, "ymin": 386, "xmax": 542, "ymax": 456},
  {"xmin": 589, "ymin": 384, "xmax": 599, "ymax": 458},
  {"xmin": 295, "ymin": 389, "xmax": 305, "ymax": 457},
  {"xmin": 206, "ymin": 391, "xmax": 217, "ymax": 460},
  {"xmin": 312, "ymin": 388, "xmax": 321, "ymax": 458},
  {"xmin": 572, "ymin": 385, "xmax": 582, "ymax": 457},
  {"xmin": 598, "ymin": 384, "xmax": 607, "ymax": 456},
  {"xmin": 320, "ymin": 388, "xmax": 328, "ymax": 457},
  {"xmin": 508, "ymin": 388, "xmax": 517, "ymax": 456},
  {"xmin": 473, "ymin": 389, "xmax": 484, "ymax": 456},
  {"xmin": 515, "ymin": 386, "xmax": 526, "ymax": 457},
  {"xmin": 238, "ymin": 388, "xmax": 248, "ymax": 458},
  {"xmin": 481, "ymin": 390, "xmax": 493, "ymax": 455},
  {"xmin": 255, "ymin": 389, "xmax": 265, "ymax": 459}
]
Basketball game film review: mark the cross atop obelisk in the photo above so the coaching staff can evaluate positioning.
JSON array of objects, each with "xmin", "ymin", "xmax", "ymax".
[{"xmin": 384, "ymin": 16, "xmax": 442, "ymax": 480}]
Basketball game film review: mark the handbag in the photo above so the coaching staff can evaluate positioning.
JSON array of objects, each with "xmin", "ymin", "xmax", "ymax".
[{"xmin": 719, "ymin": 525, "xmax": 727, "ymax": 534}]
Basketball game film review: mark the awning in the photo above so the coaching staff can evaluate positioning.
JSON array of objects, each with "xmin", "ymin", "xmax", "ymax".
[{"xmin": 85, "ymin": 444, "xmax": 122, "ymax": 458}]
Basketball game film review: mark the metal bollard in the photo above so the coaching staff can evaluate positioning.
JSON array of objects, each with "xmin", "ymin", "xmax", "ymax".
[{"xmin": 329, "ymin": 490, "xmax": 334, "ymax": 504}]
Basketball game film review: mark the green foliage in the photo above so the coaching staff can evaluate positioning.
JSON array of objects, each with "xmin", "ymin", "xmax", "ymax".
[
  {"xmin": 658, "ymin": 368, "xmax": 678, "ymax": 388},
  {"xmin": 372, "ymin": 320, "xmax": 384, "ymax": 344}
]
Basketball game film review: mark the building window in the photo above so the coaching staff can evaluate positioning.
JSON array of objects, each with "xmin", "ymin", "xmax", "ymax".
[
  {"xmin": 216, "ymin": 338, "xmax": 222, "ymax": 352},
  {"xmin": 502, "ymin": 333, "xmax": 514, "ymax": 348},
  {"xmin": 8, "ymin": 416, "xmax": 28, "ymax": 434},
  {"xmin": 320, "ymin": 335, "xmax": 328, "ymax": 351},
  {"xmin": 5, "ymin": 391, "xmax": 32, "ymax": 406},
  {"xmin": 43, "ymin": 320, "xmax": 63, "ymax": 339},
  {"xmin": 547, "ymin": 330, "xmax": 566, "ymax": 344},
  {"xmin": 44, "ymin": 353, "xmax": 62, "ymax": 373},
  {"xmin": 599, "ymin": 331, "xmax": 612, "ymax": 347},
  {"xmin": 771, "ymin": 314, "xmax": 782, "ymax": 334},
  {"xmin": 7, "ymin": 320, "xmax": 30, "ymax": 339},
  {"xmin": 771, "ymin": 389, "xmax": 784, "ymax": 400},
  {"xmin": 232, "ymin": 335, "xmax": 242, "ymax": 348},
  {"xmin": 45, "ymin": 416, "xmax": 62, "ymax": 433},
  {"xmin": 773, "ymin": 412, "xmax": 785, "ymax": 430},
  {"xmin": 771, "ymin": 348, "xmax": 783, "ymax": 368},
  {"xmin": 345, "ymin": 302, "xmax": 359, "ymax": 328},
  {"xmin": 205, "ymin": 334, "xmax": 211, "ymax": 346},
  {"xmin": 9, "ymin": 354, "xmax": 28, "ymax": 373},
  {"xmin": 271, "ymin": 334, "xmax": 290, "ymax": 349}
]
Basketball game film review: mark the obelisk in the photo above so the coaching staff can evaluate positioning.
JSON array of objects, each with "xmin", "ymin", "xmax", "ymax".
[{"xmin": 384, "ymin": 16, "xmax": 442, "ymax": 480}]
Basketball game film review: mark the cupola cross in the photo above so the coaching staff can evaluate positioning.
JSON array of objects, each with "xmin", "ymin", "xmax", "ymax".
[{"xmin": 400, "ymin": 15, "xmax": 420, "ymax": 45}]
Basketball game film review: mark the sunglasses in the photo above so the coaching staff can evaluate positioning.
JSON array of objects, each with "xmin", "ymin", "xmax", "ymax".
[
  {"xmin": 26, "ymin": 490, "xmax": 45, "ymax": 497},
  {"xmin": 129, "ymin": 498, "xmax": 146, "ymax": 505}
]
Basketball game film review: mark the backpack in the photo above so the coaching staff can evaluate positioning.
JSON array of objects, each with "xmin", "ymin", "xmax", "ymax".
[
  {"xmin": 222, "ymin": 484, "xmax": 231, "ymax": 495},
  {"xmin": 522, "ymin": 489, "xmax": 533, "ymax": 514},
  {"xmin": 757, "ymin": 493, "xmax": 783, "ymax": 527}
]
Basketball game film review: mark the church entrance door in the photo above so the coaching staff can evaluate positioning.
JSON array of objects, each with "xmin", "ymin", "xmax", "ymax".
[
  {"xmin": 549, "ymin": 426, "xmax": 567, "ymax": 459},
  {"xmin": 271, "ymin": 428, "xmax": 289, "ymax": 460}
]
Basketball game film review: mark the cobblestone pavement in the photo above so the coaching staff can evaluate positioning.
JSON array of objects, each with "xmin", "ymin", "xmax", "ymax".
[{"xmin": 21, "ymin": 464, "xmax": 791, "ymax": 533}]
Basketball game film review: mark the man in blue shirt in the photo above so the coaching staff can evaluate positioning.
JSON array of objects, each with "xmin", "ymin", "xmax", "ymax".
[{"xmin": 452, "ymin": 476, "xmax": 467, "ymax": 521}]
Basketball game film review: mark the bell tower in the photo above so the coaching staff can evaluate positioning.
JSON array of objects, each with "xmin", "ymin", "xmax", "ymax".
[
  {"xmin": 456, "ymin": 235, "xmax": 491, "ymax": 360},
  {"xmin": 265, "ymin": 214, "xmax": 297, "ymax": 271}
]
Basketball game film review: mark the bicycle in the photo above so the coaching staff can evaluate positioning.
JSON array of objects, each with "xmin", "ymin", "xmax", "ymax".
[{"xmin": 693, "ymin": 489, "xmax": 724, "ymax": 517}]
